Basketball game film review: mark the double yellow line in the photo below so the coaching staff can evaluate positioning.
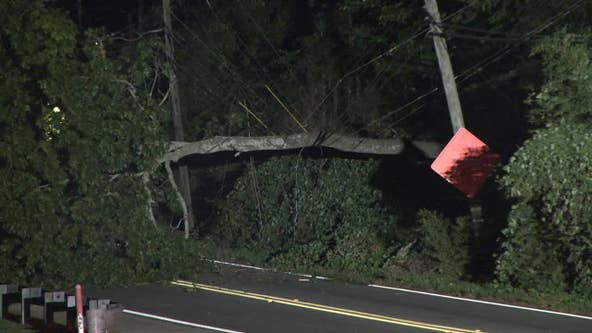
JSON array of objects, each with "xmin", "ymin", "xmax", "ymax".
[{"xmin": 172, "ymin": 280, "xmax": 484, "ymax": 333}]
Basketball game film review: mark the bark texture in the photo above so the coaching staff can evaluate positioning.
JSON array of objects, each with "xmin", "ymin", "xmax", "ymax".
[{"xmin": 160, "ymin": 132, "xmax": 406, "ymax": 163}]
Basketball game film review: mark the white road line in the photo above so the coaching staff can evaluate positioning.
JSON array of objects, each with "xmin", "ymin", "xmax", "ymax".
[
  {"xmin": 123, "ymin": 309, "xmax": 246, "ymax": 333},
  {"xmin": 211, "ymin": 259, "xmax": 266, "ymax": 271},
  {"xmin": 368, "ymin": 284, "xmax": 592, "ymax": 321},
  {"xmin": 208, "ymin": 258, "xmax": 592, "ymax": 321},
  {"xmin": 210, "ymin": 259, "xmax": 314, "ymax": 279}
]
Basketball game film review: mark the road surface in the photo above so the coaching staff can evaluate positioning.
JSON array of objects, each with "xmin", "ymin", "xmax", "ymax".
[{"xmin": 88, "ymin": 265, "xmax": 591, "ymax": 333}]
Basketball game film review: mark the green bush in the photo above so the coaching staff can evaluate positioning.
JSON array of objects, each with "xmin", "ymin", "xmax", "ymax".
[
  {"xmin": 417, "ymin": 209, "xmax": 471, "ymax": 278},
  {"xmin": 217, "ymin": 157, "xmax": 398, "ymax": 274},
  {"xmin": 0, "ymin": 1, "xmax": 202, "ymax": 288},
  {"xmin": 499, "ymin": 124, "xmax": 592, "ymax": 293},
  {"xmin": 495, "ymin": 203, "xmax": 566, "ymax": 292},
  {"xmin": 498, "ymin": 32, "xmax": 592, "ymax": 294}
]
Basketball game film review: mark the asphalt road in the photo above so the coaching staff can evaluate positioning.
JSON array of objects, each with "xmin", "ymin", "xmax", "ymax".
[{"xmin": 88, "ymin": 266, "xmax": 591, "ymax": 333}]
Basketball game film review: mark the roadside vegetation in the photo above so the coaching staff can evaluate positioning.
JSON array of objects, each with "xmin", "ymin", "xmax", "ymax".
[
  {"xmin": 0, "ymin": 320, "xmax": 35, "ymax": 333},
  {"xmin": 1, "ymin": 0, "xmax": 590, "ymax": 315}
]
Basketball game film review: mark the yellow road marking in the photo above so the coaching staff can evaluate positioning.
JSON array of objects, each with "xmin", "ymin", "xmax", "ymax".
[{"xmin": 172, "ymin": 280, "xmax": 485, "ymax": 333}]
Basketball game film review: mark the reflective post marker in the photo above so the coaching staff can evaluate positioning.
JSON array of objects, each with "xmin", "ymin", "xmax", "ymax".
[{"xmin": 76, "ymin": 284, "xmax": 85, "ymax": 333}]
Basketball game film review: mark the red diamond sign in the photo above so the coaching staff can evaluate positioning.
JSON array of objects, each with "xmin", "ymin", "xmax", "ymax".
[{"xmin": 431, "ymin": 128, "xmax": 500, "ymax": 198}]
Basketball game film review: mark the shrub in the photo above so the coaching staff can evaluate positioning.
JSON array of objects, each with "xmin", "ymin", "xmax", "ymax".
[
  {"xmin": 498, "ymin": 31, "xmax": 592, "ymax": 293},
  {"xmin": 417, "ymin": 209, "xmax": 471, "ymax": 278},
  {"xmin": 495, "ymin": 203, "xmax": 566, "ymax": 292},
  {"xmin": 217, "ymin": 157, "xmax": 398, "ymax": 274},
  {"xmin": 499, "ymin": 124, "xmax": 592, "ymax": 292}
]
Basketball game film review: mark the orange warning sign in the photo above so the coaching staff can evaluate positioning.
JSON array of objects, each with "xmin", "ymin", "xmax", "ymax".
[{"xmin": 431, "ymin": 128, "xmax": 500, "ymax": 198}]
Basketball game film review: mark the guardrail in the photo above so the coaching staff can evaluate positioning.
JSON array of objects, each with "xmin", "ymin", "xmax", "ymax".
[{"xmin": 1, "ymin": 284, "xmax": 121, "ymax": 333}]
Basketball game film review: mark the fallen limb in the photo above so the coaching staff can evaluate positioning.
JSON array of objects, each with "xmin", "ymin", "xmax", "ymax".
[{"xmin": 159, "ymin": 132, "xmax": 406, "ymax": 163}]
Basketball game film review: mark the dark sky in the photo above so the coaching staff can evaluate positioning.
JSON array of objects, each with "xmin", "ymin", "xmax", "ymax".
[{"xmin": 52, "ymin": 0, "xmax": 161, "ymax": 31}]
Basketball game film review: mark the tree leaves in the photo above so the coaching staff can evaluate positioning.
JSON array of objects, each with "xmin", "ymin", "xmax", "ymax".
[
  {"xmin": 499, "ymin": 32, "xmax": 592, "ymax": 293},
  {"xmin": 217, "ymin": 157, "xmax": 398, "ymax": 273},
  {"xmin": 0, "ymin": 0, "xmax": 200, "ymax": 288}
]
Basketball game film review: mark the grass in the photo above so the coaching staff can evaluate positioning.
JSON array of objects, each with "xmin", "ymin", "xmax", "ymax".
[{"xmin": 0, "ymin": 320, "xmax": 36, "ymax": 333}]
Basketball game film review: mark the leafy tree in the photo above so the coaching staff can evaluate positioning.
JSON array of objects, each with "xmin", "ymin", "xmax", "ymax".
[
  {"xmin": 0, "ymin": 0, "xmax": 201, "ymax": 288},
  {"xmin": 498, "ymin": 32, "xmax": 592, "ymax": 294}
]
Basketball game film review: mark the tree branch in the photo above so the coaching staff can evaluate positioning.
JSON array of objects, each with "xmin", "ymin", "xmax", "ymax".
[
  {"xmin": 165, "ymin": 160, "xmax": 190, "ymax": 239},
  {"xmin": 159, "ymin": 132, "xmax": 406, "ymax": 164},
  {"xmin": 141, "ymin": 172, "xmax": 158, "ymax": 227}
]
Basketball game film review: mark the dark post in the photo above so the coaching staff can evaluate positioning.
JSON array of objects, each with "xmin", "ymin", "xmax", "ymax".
[{"xmin": 0, "ymin": 284, "xmax": 18, "ymax": 320}]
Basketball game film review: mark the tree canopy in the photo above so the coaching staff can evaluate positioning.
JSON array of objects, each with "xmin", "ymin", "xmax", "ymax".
[
  {"xmin": 1, "ymin": 0, "xmax": 592, "ymax": 300},
  {"xmin": 0, "ymin": 0, "xmax": 200, "ymax": 287}
]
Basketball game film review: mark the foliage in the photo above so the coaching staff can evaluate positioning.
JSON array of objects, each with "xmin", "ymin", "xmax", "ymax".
[
  {"xmin": 494, "ymin": 203, "xmax": 566, "ymax": 291},
  {"xmin": 0, "ymin": 0, "xmax": 201, "ymax": 288},
  {"xmin": 498, "ymin": 32, "xmax": 592, "ymax": 295},
  {"xmin": 175, "ymin": 0, "xmax": 446, "ymax": 139},
  {"xmin": 217, "ymin": 157, "xmax": 398, "ymax": 274},
  {"xmin": 528, "ymin": 31, "xmax": 592, "ymax": 125},
  {"xmin": 416, "ymin": 210, "xmax": 472, "ymax": 278}
]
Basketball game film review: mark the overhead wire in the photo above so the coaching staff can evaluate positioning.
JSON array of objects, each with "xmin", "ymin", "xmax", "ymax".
[
  {"xmin": 202, "ymin": 2, "xmax": 310, "ymax": 133},
  {"xmin": 174, "ymin": 2, "xmax": 472, "ymax": 142},
  {"xmin": 373, "ymin": 0, "xmax": 586, "ymax": 134},
  {"xmin": 173, "ymin": 8, "xmax": 302, "ymax": 136},
  {"xmin": 313, "ymin": 3, "xmax": 474, "ymax": 138},
  {"xmin": 310, "ymin": 3, "xmax": 475, "ymax": 121},
  {"xmin": 171, "ymin": 12, "xmax": 285, "ymax": 135},
  {"xmin": 166, "ymin": 0, "xmax": 585, "ymax": 156},
  {"xmin": 166, "ymin": 3, "xmax": 302, "ymax": 158}
]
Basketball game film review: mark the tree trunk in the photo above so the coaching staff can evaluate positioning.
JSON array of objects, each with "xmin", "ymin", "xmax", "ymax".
[
  {"xmin": 160, "ymin": 132, "xmax": 410, "ymax": 164},
  {"xmin": 163, "ymin": 0, "xmax": 195, "ymax": 238}
]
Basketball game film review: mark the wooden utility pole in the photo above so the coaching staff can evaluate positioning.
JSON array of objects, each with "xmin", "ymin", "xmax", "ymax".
[
  {"xmin": 425, "ymin": 1, "xmax": 484, "ymax": 235},
  {"xmin": 424, "ymin": 0, "xmax": 465, "ymax": 133},
  {"xmin": 163, "ymin": 0, "xmax": 195, "ymax": 238}
]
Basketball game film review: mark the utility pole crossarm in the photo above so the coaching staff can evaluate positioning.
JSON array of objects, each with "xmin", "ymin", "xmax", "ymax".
[{"xmin": 424, "ymin": 0, "xmax": 465, "ymax": 134}]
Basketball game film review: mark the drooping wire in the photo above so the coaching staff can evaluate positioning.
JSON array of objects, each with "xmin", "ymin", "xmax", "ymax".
[
  {"xmin": 310, "ymin": 3, "xmax": 475, "ymax": 119},
  {"xmin": 370, "ymin": 0, "xmax": 587, "ymax": 134}
]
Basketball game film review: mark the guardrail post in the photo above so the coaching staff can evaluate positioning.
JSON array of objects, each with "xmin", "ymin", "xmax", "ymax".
[
  {"xmin": 66, "ymin": 294, "xmax": 79, "ymax": 329},
  {"xmin": 21, "ymin": 287, "xmax": 43, "ymax": 325},
  {"xmin": 44, "ymin": 291, "xmax": 66, "ymax": 325},
  {"xmin": 87, "ymin": 299, "xmax": 122, "ymax": 333},
  {"xmin": 0, "ymin": 284, "xmax": 19, "ymax": 320}
]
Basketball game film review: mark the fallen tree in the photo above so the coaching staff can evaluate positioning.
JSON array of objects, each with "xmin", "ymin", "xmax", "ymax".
[
  {"xmin": 159, "ymin": 132, "xmax": 406, "ymax": 164},
  {"xmin": 156, "ymin": 132, "xmax": 442, "ymax": 238}
]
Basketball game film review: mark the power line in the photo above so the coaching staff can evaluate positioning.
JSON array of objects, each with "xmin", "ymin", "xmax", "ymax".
[
  {"xmin": 310, "ymin": 3, "xmax": 475, "ymax": 119},
  {"xmin": 376, "ymin": 0, "xmax": 586, "ymax": 133},
  {"xmin": 171, "ymin": 12, "xmax": 284, "ymax": 129},
  {"xmin": 167, "ymin": 0, "xmax": 585, "ymax": 157},
  {"xmin": 197, "ymin": 2, "xmax": 307, "ymax": 132},
  {"xmin": 314, "ymin": 3, "xmax": 474, "ymax": 137}
]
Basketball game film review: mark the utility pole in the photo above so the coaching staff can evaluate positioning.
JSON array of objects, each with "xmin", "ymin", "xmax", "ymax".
[
  {"xmin": 163, "ymin": 0, "xmax": 195, "ymax": 238},
  {"xmin": 425, "ymin": 1, "xmax": 484, "ymax": 240},
  {"xmin": 424, "ymin": 0, "xmax": 465, "ymax": 134}
]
